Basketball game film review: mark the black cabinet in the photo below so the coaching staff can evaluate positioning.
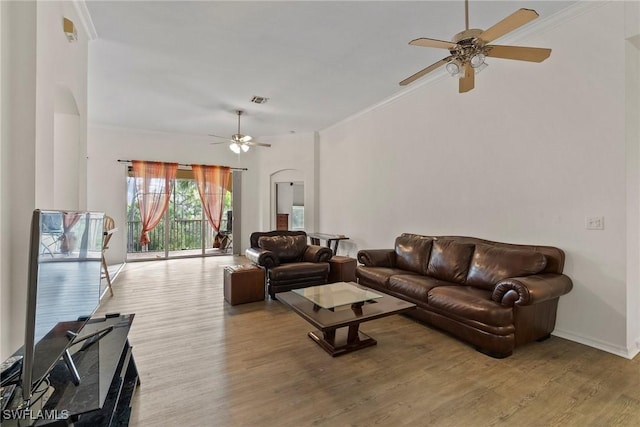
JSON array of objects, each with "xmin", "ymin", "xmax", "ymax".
[{"xmin": 2, "ymin": 314, "xmax": 139, "ymax": 427}]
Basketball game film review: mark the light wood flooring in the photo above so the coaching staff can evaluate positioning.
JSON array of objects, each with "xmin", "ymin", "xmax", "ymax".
[{"xmin": 96, "ymin": 256, "xmax": 640, "ymax": 427}]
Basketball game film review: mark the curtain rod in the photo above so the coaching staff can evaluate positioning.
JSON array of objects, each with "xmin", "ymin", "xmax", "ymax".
[{"xmin": 117, "ymin": 159, "xmax": 247, "ymax": 171}]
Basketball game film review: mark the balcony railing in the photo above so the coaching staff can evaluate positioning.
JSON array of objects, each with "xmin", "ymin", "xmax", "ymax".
[{"xmin": 127, "ymin": 218, "xmax": 229, "ymax": 254}]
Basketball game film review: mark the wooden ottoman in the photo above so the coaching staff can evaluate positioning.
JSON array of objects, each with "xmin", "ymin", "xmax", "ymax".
[
  {"xmin": 328, "ymin": 256, "xmax": 357, "ymax": 283},
  {"xmin": 224, "ymin": 264, "xmax": 265, "ymax": 305}
]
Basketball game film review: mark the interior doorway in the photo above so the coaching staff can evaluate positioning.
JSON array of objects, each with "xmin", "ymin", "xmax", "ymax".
[
  {"xmin": 270, "ymin": 169, "xmax": 305, "ymax": 231},
  {"xmin": 276, "ymin": 182, "xmax": 304, "ymax": 230}
]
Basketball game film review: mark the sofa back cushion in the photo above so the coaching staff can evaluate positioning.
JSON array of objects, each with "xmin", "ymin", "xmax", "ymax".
[
  {"xmin": 426, "ymin": 239, "xmax": 475, "ymax": 284},
  {"xmin": 258, "ymin": 235, "xmax": 307, "ymax": 263},
  {"xmin": 466, "ymin": 244, "xmax": 548, "ymax": 290},
  {"xmin": 395, "ymin": 234, "xmax": 433, "ymax": 274}
]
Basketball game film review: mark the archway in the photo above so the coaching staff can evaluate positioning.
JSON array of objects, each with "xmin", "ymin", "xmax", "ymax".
[{"xmin": 270, "ymin": 169, "xmax": 304, "ymax": 230}]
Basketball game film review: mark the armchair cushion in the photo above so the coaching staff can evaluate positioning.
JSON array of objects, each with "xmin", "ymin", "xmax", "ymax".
[
  {"xmin": 258, "ymin": 234, "xmax": 307, "ymax": 262},
  {"xmin": 268, "ymin": 262, "xmax": 330, "ymax": 284}
]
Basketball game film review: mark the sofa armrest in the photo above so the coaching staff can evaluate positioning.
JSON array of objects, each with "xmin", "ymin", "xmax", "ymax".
[
  {"xmin": 492, "ymin": 273, "xmax": 573, "ymax": 307},
  {"xmin": 245, "ymin": 247, "xmax": 279, "ymax": 269},
  {"xmin": 357, "ymin": 249, "xmax": 396, "ymax": 267},
  {"xmin": 302, "ymin": 245, "xmax": 333, "ymax": 263}
]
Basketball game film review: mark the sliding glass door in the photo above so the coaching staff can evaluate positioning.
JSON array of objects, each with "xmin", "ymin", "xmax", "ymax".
[{"xmin": 126, "ymin": 170, "xmax": 233, "ymax": 261}]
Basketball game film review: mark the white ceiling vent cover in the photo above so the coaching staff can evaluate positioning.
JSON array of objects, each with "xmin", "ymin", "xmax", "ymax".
[{"xmin": 250, "ymin": 96, "xmax": 269, "ymax": 104}]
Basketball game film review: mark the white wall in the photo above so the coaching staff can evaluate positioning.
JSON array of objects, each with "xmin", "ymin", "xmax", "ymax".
[
  {"xmin": 35, "ymin": 3, "xmax": 88, "ymax": 211},
  {"xmin": 0, "ymin": 1, "xmax": 89, "ymax": 359},
  {"xmin": 0, "ymin": 0, "xmax": 9, "ymax": 360},
  {"xmin": 625, "ymin": 0, "xmax": 640, "ymax": 355},
  {"xmin": 86, "ymin": 125, "xmax": 259, "ymax": 262},
  {"xmin": 319, "ymin": 1, "xmax": 638, "ymax": 358}
]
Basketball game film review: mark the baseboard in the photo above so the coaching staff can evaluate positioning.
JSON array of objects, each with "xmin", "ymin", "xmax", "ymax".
[
  {"xmin": 553, "ymin": 329, "xmax": 636, "ymax": 360},
  {"xmin": 110, "ymin": 262, "xmax": 126, "ymax": 281}
]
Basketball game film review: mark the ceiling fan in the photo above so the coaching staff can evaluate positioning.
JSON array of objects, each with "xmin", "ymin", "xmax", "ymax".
[
  {"xmin": 399, "ymin": 0, "xmax": 551, "ymax": 93},
  {"xmin": 210, "ymin": 110, "xmax": 271, "ymax": 153}
]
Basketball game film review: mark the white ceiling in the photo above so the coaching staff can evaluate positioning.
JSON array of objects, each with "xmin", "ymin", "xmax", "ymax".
[{"xmin": 86, "ymin": 0, "xmax": 576, "ymax": 140}]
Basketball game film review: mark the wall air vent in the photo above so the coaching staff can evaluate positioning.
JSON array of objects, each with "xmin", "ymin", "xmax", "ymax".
[{"xmin": 250, "ymin": 96, "xmax": 269, "ymax": 104}]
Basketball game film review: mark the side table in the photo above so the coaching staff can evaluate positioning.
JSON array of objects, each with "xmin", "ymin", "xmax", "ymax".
[
  {"xmin": 224, "ymin": 265, "xmax": 265, "ymax": 305},
  {"xmin": 328, "ymin": 256, "xmax": 357, "ymax": 283}
]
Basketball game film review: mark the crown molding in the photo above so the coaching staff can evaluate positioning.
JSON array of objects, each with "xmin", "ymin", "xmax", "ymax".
[
  {"xmin": 71, "ymin": 0, "xmax": 97, "ymax": 41},
  {"xmin": 321, "ymin": 0, "xmax": 607, "ymax": 134}
]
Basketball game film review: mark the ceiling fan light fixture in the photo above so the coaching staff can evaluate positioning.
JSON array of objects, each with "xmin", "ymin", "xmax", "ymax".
[
  {"xmin": 445, "ymin": 60, "xmax": 462, "ymax": 77},
  {"xmin": 229, "ymin": 142, "xmax": 241, "ymax": 154},
  {"xmin": 240, "ymin": 144, "xmax": 250, "ymax": 153},
  {"xmin": 474, "ymin": 61, "xmax": 488, "ymax": 74},
  {"xmin": 470, "ymin": 52, "xmax": 486, "ymax": 68}
]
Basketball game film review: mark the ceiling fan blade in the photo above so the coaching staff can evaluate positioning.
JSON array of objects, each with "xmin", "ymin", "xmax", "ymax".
[
  {"xmin": 399, "ymin": 56, "xmax": 452, "ymax": 86},
  {"xmin": 246, "ymin": 141, "xmax": 272, "ymax": 148},
  {"xmin": 209, "ymin": 134, "xmax": 234, "ymax": 142},
  {"xmin": 459, "ymin": 62, "xmax": 474, "ymax": 93},
  {"xmin": 478, "ymin": 8, "xmax": 539, "ymax": 44},
  {"xmin": 409, "ymin": 38, "xmax": 459, "ymax": 50},
  {"xmin": 486, "ymin": 45, "xmax": 551, "ymax": 62}
]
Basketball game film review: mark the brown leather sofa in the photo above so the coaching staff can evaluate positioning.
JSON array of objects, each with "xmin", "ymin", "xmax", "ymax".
[
  {"xmin": 246, "ymin": 231, "xmax": 333, "ymax": 299},
  {"xmin": 356, "ymin": 233, "xmax": 573, "ymax": 358}
]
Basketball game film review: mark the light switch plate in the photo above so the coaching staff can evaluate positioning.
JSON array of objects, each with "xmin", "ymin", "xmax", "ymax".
[{"xmin": 585, "ymin": 216, "xmax": 604, "ymax": 230}]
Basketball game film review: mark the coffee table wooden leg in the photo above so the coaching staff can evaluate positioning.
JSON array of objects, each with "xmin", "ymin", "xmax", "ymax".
[
  {"xmin": 347, "ymin": 324, "xmax": 359, "ymax": 344},
  {"xmin": 323, "ymin": 328, "xmax": 336, "ymax": 345},
  {"xmin": 308, "ymin": 324, "xmax": 377, "ymax": 357}
]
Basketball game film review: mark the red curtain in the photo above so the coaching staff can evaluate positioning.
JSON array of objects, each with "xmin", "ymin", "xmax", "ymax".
[
  {"xmin": 60, "ymin": 212, "xmax": 81, "ymax": 253},
  {"xmin": 192, "ymin": 164, "xmax": 231, "ymax": 236},
  {"xmin": 132, "ymin": 160, "xmax": 178, "ymax": 246}
]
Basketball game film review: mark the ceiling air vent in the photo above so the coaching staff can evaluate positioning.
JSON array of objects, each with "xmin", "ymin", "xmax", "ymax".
[{"xmin": 250, "ymin": 96, "xmax": 268, "ymax": 104}]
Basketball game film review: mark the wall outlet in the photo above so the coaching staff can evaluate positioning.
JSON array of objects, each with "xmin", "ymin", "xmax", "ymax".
[{"xmin": 585, "ymin": 216, "xmax": 605, "ymax": 230}]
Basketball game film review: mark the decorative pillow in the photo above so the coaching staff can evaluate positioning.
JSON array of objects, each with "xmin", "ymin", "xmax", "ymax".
[
  {"xmin": 426, "ymin": 239, "xmax": 475, "ymax": 284},
  {"xmin": 466, "ymin": 244, "xmax": 547, "ymax": 290},
  {"xmin": 394, "ymin": 234, "xmax": 433, "ymax": 274},
  {"xmin": 258, "ymin": 235, "xmax": 307, "ymax": 263}
]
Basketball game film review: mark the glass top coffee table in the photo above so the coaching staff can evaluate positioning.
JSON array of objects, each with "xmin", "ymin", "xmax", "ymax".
[{"xmin": 278, "ymin": 282, "xmax": 416, "ymax": 356}]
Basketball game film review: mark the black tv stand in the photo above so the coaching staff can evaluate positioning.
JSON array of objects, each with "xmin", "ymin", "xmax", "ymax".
[
  {"xmin": 2, "ymin": 314, "xmax": 139, "ymax": 427},
  {"xmin": 61, "ymin": 325, "xmax": 115, "ymax": 386}
]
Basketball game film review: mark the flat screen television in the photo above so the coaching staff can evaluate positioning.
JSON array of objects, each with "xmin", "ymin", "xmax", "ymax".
[{"xmin": 21, "ymin": 209, "xmax": 105, "ymax": 404}]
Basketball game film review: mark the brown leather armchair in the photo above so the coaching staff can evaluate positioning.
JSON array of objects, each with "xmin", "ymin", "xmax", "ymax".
[{"xmin": 245, "ymin": 231, "xmax": 332, "ymax": 299}]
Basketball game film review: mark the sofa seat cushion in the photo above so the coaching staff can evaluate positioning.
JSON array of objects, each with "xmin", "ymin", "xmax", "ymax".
[
  {"xmin": 428, "ymin": 286, "xmax": 513, "ymax": 327},
  {"xmin": 466, "ymin": 244, "xmax": 547, "ymax": 290},
  {"xmin": 268, "ymin": 262, "xmax": 329, "ymax": 283},
  {"xmin": 388, "ymin": 274, "xmax": 448, "ymax": 303},
  {"xmin": 427, "ymin": 239, "xmax": 475, "ymax": 284},
  {"xmin": 356, "ymin": 266, "xmax": 415, "ymax": 288},
  {"xmin": 395, "ymin": 234, "xmax": 433, "ymax": 274}
]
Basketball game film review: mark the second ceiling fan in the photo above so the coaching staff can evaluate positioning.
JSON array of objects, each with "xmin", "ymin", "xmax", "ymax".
[
  {"xmin": 210, "ymin": 110, "xmax": 271, "ymax": 153},
  {"xmin": 400, "ymin": 0, "xmax": 552, "ymax": 93}
]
